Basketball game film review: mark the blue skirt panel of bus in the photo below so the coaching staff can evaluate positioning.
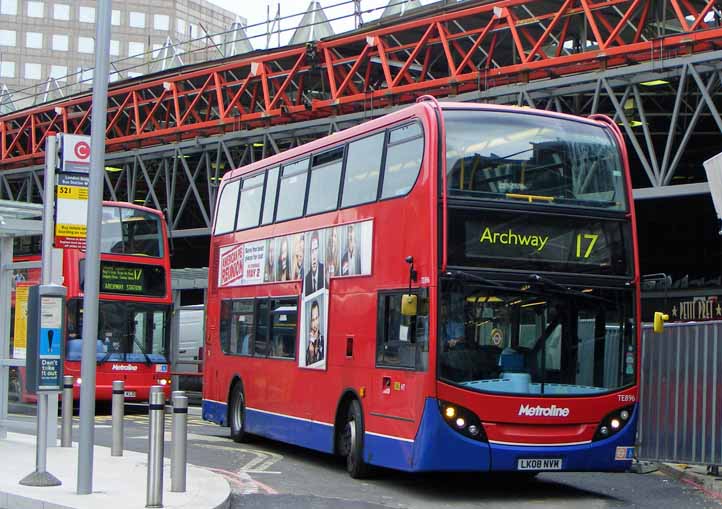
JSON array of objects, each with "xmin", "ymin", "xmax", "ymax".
[
  {"xmin": 404, "ymin": 398, "xmax": 492, "ymax": 472},
  {"xmin": 203, "ymin": 399, "xmax": 227, "ymax": 426},
  {"xmin": 488, "ymin": 404, "xmax": 638, "ymax": 472},
  {"xmin": 245, "ymin": 408, "xmax": 335, "ymax": 454}
]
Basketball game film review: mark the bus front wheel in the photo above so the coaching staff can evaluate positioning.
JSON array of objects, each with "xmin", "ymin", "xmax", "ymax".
[
  {"xmin": 229, "ymin": 384, "xmax": 247, "ymax": 443},
  {"xmin": 341, "ymin": 399, "xmax": 370, "ymax": 479}
]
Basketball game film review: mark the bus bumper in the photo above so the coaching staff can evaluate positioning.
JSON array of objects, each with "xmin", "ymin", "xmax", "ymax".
[
  {"xmin": 487, "ymin": 404, "xmax": 638, "ymax": 473},
  {"xmin": 405, "ymin": 399, "xmax": 637, "ymax": 473}
]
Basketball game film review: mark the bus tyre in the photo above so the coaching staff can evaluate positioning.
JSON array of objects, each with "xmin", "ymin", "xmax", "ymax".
[
  {"xmin": 229, "ymin": 384, "xmax": 247, "ymax": 443},
  {"xmin": 343, "ymin": 400, "xmax": 370, "ymax": 479}
]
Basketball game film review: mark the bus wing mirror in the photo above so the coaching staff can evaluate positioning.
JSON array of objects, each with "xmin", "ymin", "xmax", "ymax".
[
  {"xmin": 401, "ymin": 294, "xmax": 418, "ymax": 317},
  {"xmin": 653, "ymin": 311, "xmax": 669, "ymax": 334}
]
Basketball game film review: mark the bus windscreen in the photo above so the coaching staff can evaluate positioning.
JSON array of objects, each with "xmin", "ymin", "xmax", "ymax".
[
  {"xmin": 438, "ymin": 279, "xmax": 636, "ymax": 396},
  {"xmin": 444, "ymin": 109, "xmax": 626, "ymax": 210},
  {"xmin": 65, "ymin": 299, "xmax": 169, "ymax": 363},
  {"xmin": 100, "ymin": 205, "xmax": 164, "ymax": 257}
]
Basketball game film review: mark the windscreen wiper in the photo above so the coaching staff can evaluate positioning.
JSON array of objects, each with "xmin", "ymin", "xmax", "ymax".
[
  {"xmin": 528, "ymin": 274, "xmax": 612, "ymax": 303},
  {"xmin": 133, "ymin": 337, "xmax": 153, "ymax": 366},
  {"xmin": 444, "ymin": 270, "xmax": 512, "ymax": 290}
]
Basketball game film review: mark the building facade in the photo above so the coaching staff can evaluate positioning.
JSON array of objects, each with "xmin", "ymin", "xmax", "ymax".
[{"xmin": 0, "ymin": 0, "xmax": 245, "ymax": 109}]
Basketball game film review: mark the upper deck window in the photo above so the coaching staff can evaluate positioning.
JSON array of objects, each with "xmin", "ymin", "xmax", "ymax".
[
  {"xmin": 341, "ymin": 132, "xmax": 384, "ymax": 207},
  {"xmin": 261, "ymin": 167, "xmax": 279, "ymax": 225},
  {"xmin": 214, "ymin": 180, "xmax": 240, "ymax": 235},
  {"xmin": 100, "ymin": 206, "xmax": 163, "ymax": 257},
  {"xmin": 276, "ymin": 158, "xmax": 309, "ymax": 222},
  {"xmin": 444, "ymin": 110, "xmax": 626, "ymax": 211},
  {"xmin": 307, "ymin": 147, "xmax": 343, "ymax": 215},
  {"xmin": 236, "ymin": 173, "xmax": 264, "ymax": 230},
  {"xmin": 381, "ymin": 122, "xmax": 424, "ymax": 199}
]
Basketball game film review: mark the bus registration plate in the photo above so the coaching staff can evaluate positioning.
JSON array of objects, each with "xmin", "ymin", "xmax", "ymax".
[
  {"xmin": 517, "ymin": 458, "xmax": 562, "ymax": 471},
  {"xmin": 124, "ymin": 391, "xmax": 136, "ymax": 398}
]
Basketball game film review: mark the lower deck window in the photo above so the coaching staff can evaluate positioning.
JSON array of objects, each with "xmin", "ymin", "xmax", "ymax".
[{"xmin": 220, "ymin": 297, "xmax": 297, "ymax": 359}]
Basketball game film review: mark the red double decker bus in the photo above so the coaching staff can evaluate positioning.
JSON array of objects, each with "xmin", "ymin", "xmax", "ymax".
[
  {"xmin": 202, "ymin": 98, "xmax": 640, "ymax": 477},
  {"xmin": 11, "ymin": 201, "xmax": 173, "ymax": 402}
]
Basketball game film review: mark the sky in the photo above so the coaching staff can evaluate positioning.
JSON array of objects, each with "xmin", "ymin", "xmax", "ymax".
[{"xmin": 205, "ymin": 0, "xmax": 433, "ymax": 49}]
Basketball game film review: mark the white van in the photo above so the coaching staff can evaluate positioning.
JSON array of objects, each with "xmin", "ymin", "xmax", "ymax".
[{"xmin": 177, "ymin": 305, "xmax": 205, "ymax": 392}]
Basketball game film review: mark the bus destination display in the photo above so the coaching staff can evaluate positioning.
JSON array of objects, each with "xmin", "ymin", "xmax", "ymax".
[
  {"xmin": 447, "ymin": 209, "xmax": 630, "ymax": 276},
  {"xmin": 85, "ymin": 261, "xmax": 166, "ymax": 296}
]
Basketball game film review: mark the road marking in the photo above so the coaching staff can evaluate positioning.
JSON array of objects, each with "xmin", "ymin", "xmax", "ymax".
[
  {"xmin": 199, "ymin": 443, "xmax": 283, "ymax": 473},
  {"xmin": 206, "ymin": 466, "xmax": 278, "ymax": 495}
]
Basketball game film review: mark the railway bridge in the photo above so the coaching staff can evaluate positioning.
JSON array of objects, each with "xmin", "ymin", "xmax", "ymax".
[{"xmin": 0, "ymin": 0, "xmax": 720, "ymax": 281}]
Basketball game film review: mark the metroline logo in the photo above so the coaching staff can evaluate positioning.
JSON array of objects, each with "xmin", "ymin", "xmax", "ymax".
[
  {"xmin": 111, "ymin": 364, "xmax": 139, "ymax": 372},
  {"xmin": 518, "ymin": 404, "xmax": 570, "ymax": 417}
]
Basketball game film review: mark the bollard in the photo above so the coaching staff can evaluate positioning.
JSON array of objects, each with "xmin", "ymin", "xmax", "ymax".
[
  {"xmin": 171, "ymin": 391, "xmax": 188, "ymax": 493},
  {"xmin": 111, "ymin": 380, "xmax": 125, "ymax": 457},
  {"xmin": 61, "ymin": 375, "xmax": 73, "ymax": 447},
  {"xmin": 146, "ymin": 386, "xmax": 165, "ymax": 508}
]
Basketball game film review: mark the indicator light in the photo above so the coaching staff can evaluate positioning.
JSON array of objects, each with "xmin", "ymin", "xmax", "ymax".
[{"xmin": 445, "ymin": 406, "xmax": 456, "ymax": 419}]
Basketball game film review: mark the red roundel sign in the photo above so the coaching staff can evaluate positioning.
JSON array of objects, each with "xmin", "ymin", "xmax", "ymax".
[{"xmin": 74, "ymin": 141, "xmax": 90, "ymax": 160}]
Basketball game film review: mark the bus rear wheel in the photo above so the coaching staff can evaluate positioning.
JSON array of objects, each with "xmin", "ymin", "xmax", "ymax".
[
  {"xmin": 229, "ymin": 384, "xmax": 247, "ymax": 443},
  {"xmin": 341, "ymin": 399, "xmax": 370, "ymax": 479}
]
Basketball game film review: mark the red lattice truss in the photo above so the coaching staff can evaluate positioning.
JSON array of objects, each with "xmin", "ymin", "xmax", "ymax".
[{"xmin": 1, "ymin": 0, "xmax": 721, "ymax": 167}]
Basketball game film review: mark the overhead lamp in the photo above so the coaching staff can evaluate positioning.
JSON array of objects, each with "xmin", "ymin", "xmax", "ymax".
[
  {"xmin": 640, "ymin": 79, "xmax": 669, "ymax": 87},
  {"xmin": 252, "ymin": 142, "xmax": 264, "ymax": 147},
  {"xmin": 617, "ymin": 120, "xmax": 643, "ymax": 127},
  {"xmin": 104, "ymin": 166, "xmax": 123, "ymax": 172},
  {"xmin": 133, "ymin": 199, "xmax": 146, "ymax": 204},
  {"xmin": 623, "ymin": 98, "xmax": 634, "ymax": 110}
]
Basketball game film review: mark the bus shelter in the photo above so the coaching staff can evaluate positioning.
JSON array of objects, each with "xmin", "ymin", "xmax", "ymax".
[{"xmin": 0, "ymin": 200, "xmax": 42, "ymax": 437}]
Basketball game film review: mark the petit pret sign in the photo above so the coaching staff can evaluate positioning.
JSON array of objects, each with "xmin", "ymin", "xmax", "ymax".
[{"xmin": 101, "ymin": 264, "xmax": 145, "ymax": 294}]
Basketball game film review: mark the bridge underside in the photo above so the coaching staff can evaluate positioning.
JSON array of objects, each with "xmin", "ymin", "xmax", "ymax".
[{"xmin": 0, "ymin": 0, "xmax": 720, "ymax": 281}]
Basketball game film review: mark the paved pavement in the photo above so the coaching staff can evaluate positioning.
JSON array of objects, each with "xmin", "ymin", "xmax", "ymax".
[
  {"xmin": 0, "ymin": 428, "xmax": 230, "ymax": 509},
  {"xmin": 659, "ymin": 462, "xmax": 722, "ymax": 505}
]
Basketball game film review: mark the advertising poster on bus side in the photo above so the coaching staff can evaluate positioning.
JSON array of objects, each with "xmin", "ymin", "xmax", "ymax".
[{"xmin": 216, "ymin": 220, "xmax": 373, "ymax": 370}]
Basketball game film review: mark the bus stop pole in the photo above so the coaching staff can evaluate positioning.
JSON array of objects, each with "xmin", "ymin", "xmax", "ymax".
[
  {"xmin": 76, "ymin": 0, "xmax": 111, "ymax": 495},
  {"xmin": 40, "ymin": 136, "xmax": 59, "ymax": 449}
]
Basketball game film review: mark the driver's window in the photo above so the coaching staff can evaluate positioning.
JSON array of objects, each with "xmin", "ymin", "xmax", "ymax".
[
  {"xmin": 133, "ymin": 311, "xmax": 145, "ymax": 353},
  {"xmin": 544, "ymin": 324, "xmax": 561, "ymax": 370},
  {"xmin": 151, "ymin": 311, "xmax": 165, "ymax": 355}
]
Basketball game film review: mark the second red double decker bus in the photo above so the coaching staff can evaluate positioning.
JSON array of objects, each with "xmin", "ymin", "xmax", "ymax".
[
  {"xmin": 12, "ymin": 201, "xmax": 173, "ymax": 402},
  {"xmin": 202, "ymin": 97, "xmax": 640, "ymax": 477}
]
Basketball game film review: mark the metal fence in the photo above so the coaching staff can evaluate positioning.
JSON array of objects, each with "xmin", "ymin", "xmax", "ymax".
[{"xmin": 638, "ymin": 321, "xmax": 722, "ymax": 466}]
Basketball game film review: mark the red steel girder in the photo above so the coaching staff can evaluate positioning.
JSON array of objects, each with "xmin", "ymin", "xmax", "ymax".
[{"xmin": 1, "ymin": 0, "xmax": 721, "ymax": 167}]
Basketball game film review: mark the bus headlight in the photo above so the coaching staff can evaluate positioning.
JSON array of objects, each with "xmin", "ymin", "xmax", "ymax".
[
  {"xmin": 76, "ymin": 378, "xmax": 82, "ymax": 385},
  {"xmin": 159, "ymin": 379, "xmax": 168, "ymax": 385},
  {"xmin": 593, "ymin": 406, "xmax": 634, "ymax": 441},
  {"xmin": 438, "ymin": 401, "xmax": 487, "ymax": 442}
]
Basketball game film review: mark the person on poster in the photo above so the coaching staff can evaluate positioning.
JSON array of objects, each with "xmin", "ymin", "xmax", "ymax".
[
  {"xmin": 277, "ymin": 236, "xmax": 291, "ymax": 281},
  {"xmin": 325, "ymin": 227, "xmax": 339, "ymax": 286},
  {"xmin": 341, "ymin": 224, "xmax": 361, "ymax": 276},
  {"xmin": 264, "ymin": 239, "xmax": 276, "ymax": 283},
  {"xmin": 304, "ymin": 231, "xmax": 325, "ymax": 295},
  {"xmin": 292, "ymin": 234, "xmax": 305, "ymax": 281},
  {"xmin": 305, "ymin": 299, "xmax": 325, "ymax": 365}
]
